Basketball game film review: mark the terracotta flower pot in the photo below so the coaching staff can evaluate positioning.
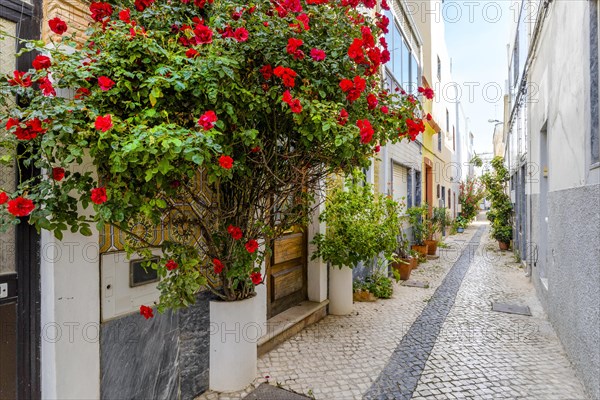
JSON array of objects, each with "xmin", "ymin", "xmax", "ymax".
[
  {"xmin": 411, "ymin": 244, "xmax": 429, "ymax": 257},
  {"xmin": 392, "ymin": 258, "xmax": 412, "ymax": 281},
  {"xmin": 424, "ymin": 239, "xmax": 438, "ymax": 255},
  {"xmin": 410, "ymin": 257, "xmax": 418, "ymax": 270},
  {"xmin": 498, "ymin": 241, "xmax": 510, "ymax": 251}
]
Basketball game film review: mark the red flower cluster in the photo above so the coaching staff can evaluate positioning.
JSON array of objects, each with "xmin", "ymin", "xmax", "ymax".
[
  {"xmin": 95, "ymin": 115, "xmax": 113, "ymax": 132},
  {"xmin": 219, "ymin": 155, "xmax": 234, "ymax": 169},
  {"xmin": 140, "ymin": 305, "xmax": 154, "ymax": 319},
  {"xmin": 357, "ymin": 119, "xmax": 374, "ymax": 144},
  {"xmin": 375, "ymin": 13, "xmax": 390, "ymax": 34},
  {"xmin": 119, "ymin": 8, "xmax": 131, "ymax": 23},
  {"xmin": 282, "ymin": 90, "xmax": 302, "ymax": 113},
  {"xmin": 286, "ymin": 38, "xmax": 304, "ymax": 60},
  {"xmin": 347, "ymin": 26, "xmax": 385, "ymax": 75},
  {"xmin": 290, "ymin": 13, "xmax": 310, "ymax": 32},
  {"xmin": 90, "ymin": 187, "xmax": 108, "ymax": 204},
  {"xmin": 250, "ymin": 272, "xmax": 263, "ymax": 285},
  {"xmin": 0, "ymin": 192, "xmax": 8, "ymax": 205},
  {"xmin": 418, "ymin": 86, "xmax": 435, "ymax": 100},
  {"xmin": 177, "ymin": 21, "xmax": 214, "ymax": 46},
  {"xmin": 339, "ymin": 76, "xmax": 366, "ymax": 102},
  {"xmin": 221, "ymin": 26, "xmax": 249, "ymax": 42},
  {"xmin": 48, "ymin": 17, "xmax": 68, "ymax": 34},
  {"xmin": 260, "ymin": 65, "xmax": 273, "ymax": 80},
  {"xmin": 245, "ymin": 239, "xmax": 259, "ymax": 253},
  {"xmin": 273, "ymin": 66, "xmax": 297, "ymax": 88},
  {"xmin": 213, "ymin": 258, "xmax": 223, "ymax": 274},
  {"xmin": 8, "ymin": 71, "xmax": 31, "ymax": 87},
  {"xmin": 90, "ymin": 2, "xmax": 113, "ymax": 22},
  {"xmin": 6, "ymin": 118, "xmax": 46, "ymax": 140},
  {"xmin": 6, "ymin": 197, "xmax": 35, "ymax": 217},
  {"xmin": 405, "ymin": 118, "xmax": 425, "ymax": 141},
  {"xmin": 198, "ymin": 110, "xmax": 218, "ymax": 130},
  {"xmin": 32, "ymin": 55, "xmax": 51, "ymax": 70},
  {"xmin": 166, "ymin": 259, "xmax": 178, "ymax": 271},
  {"xmin": 274, "ymin": 0, "xmax": 302, "ymax": 17},
  {"xmin": 75, "ymin": 87, "xmax": 91, "ymax": 99},
  {"xmin": 227, "ymin": 224, "xmax": 243, "ymax": 240}
]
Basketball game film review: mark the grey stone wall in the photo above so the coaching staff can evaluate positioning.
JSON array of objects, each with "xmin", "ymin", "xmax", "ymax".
[
  {"xmin": 529, "ymin": 184, "xmax": 600, "ymax": 399},
  {"xmin": 100, "ymin": 292, "xmax": 212, "ymax": 400}
]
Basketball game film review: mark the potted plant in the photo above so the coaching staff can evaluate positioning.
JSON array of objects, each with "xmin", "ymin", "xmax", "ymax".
[
  {"xmin": 455, "ymin": 215, "xmax": 468, "ymax": 233},
  {"xmin": 390, "ymin": 228, "xmax": 414, "ymax": 280},
  {"xmin": 0, "ymin": 0, "xmax": 427, "ymax": 392},
  {"xmin": 482, "ymin": 157, "xmax": 513, "ymax": 251},
  {"xmin": 406, "ymin": 204, "xmax": 429, "ymax": 256},
  {"xmin": 312, "ymin": 172, "xmax": 400, "ymax": 315},
  {"xmin": 424, "ymin": 207, "xmax": 445, "ymax": 255}
]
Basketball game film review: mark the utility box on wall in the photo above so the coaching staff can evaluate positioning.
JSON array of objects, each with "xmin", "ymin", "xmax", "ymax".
[{"xmin": 100, "ymin": 251, "xmax": 162, "ymax": 321}]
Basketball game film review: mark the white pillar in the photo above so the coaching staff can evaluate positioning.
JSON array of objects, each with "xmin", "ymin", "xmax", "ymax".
[
  {"xmin": 41, "ymin": 226, "xmax": 101, "ymax": 400},
  {"xmin": 307, "ymin": 184, "xmax": 328, "ymax": 303}
]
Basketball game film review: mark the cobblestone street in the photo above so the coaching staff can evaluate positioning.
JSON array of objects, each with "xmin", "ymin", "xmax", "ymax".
[{"xmin": 198, "ymin": 219, "xmax": 589, "ymax": 400}]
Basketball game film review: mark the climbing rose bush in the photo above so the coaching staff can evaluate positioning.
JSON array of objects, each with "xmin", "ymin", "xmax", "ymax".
[{"xmin": 0, "ymin": 0, "xmax": 427, "ymax": 310}]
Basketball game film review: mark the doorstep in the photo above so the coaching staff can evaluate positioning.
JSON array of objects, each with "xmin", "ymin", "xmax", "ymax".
[{"xmin": 257, "ymin": 300, "xmax": 329, "ymax": 356}]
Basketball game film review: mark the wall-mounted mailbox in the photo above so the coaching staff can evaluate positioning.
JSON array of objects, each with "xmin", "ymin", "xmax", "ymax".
[
  {"xmin": 101, "ymin": 251, "xmax": 162, "ymax": 321},
  {"xmin": 130, "ymin": 257, "xmax": 159, "ymax": 287}
]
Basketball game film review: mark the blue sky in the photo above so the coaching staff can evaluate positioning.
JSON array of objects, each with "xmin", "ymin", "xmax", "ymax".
[{"xmin": 444, "ymin": 0, "xmax": 514, "ymax": 154}]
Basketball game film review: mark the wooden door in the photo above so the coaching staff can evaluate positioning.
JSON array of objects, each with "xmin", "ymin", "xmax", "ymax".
[{"xmin": 267, "ymin": 230, "xmax": 308, "ymax": 318}]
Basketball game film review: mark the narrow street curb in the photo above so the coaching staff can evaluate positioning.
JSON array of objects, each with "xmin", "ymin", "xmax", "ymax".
[{"xmin": 363, "ymin": 226, "xmax": 486, "ymax": 400}]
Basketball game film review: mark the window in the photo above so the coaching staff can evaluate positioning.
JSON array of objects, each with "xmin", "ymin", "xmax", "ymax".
[
  {"xmin": 392, "ymin": 163, "xmax": 409, "ymax": 211},
  {"xmin": 512, "ymin": 33, "xmax": 519, "ymax": 88},
  {"xmin": 448, "ymin": 189, "xmax": 451, "ymax": 208},
  {"xmin": 438, "ymin": 130, "xmax": 442, "ymax": 152},
  {"xmin": 446, "ymin": 109, "xmax": 449, "ymax": 132},
  {"xmin": 436, "ymin": 184, "xmax": 440, "ymax": 198},
  {"xmin": 407, "ymin": 170, "xmax": 413, "ymax": 209},
  {"xmin": 415, "ymin": 171, "xmax": 422, "ymax": 205},
  {"xmin": 410, "ymin": 54, "xmax": 419, "ymax": 92},
  {"xmin": 452, "ymin": 127, "xmax": 456, "ymax": 151},
  {"xmin": 385, "ymin": 12, "xmax": 419, "ymax": 94},
  {"xmin": 437, "ymin": 56, "xmax": 441, "ymax": 80}
]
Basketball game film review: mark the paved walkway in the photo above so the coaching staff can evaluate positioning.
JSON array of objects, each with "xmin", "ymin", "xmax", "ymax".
[{"xmin": 199, "ymin": 220, "xmax": 589, "ymax": 400}]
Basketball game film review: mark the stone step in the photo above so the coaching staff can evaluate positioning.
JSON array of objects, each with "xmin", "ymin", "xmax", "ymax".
[{"xmin": 257, "ymin": 300, "xmax": 329, "ymax": 356}]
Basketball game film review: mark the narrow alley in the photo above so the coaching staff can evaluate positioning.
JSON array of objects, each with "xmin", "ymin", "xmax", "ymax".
[{"xmin": 200, "ymin": 218, "xmax": 589, "ymax": 400}]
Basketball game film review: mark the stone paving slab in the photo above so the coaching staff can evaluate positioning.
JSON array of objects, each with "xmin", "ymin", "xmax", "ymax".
[{"xmin": 243, "ymin": 383, "xmax": 310, "ymax": 400}]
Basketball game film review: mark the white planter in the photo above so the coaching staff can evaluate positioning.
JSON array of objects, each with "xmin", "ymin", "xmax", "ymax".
[
  {"xmin": 328, "ymin": 265, "xmax": 353, "ymax": 315},
  {"xmin": 209, "ymin": 295, "xmax": 259, "ymax": 392}
]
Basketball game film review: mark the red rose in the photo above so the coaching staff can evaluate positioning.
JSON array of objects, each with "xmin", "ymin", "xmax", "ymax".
[
  {"xmin": 8, "ymin": 71, "xmax": 32, "ymax": 87},
  {"xmin": 347, "ymin": 38, "xmax": 364, "ymax": 63},
  {"xmin": 376, "ymin": 14, "xmax": 390, "ymax": 34},
  {"xmin": 260, "ymin": 65, "xmax": 273, "ymax": 80},
  {"xmin": 361, "ymin": 26, "xmax": 375, "ymax": 47},
  {"xmin": 273, "ymin": 66, "xmax": 297, "ymax": 88},
  {"xmin": 340, "ymin": 76, "xmax": 366, "ymax": 102},
  {"xmin": 245, "ymin": 239, "xmax": 259, "ymax": 253},
  {"xmin": 9, "ymin": 118, "xmax": 46, "ymax": 140},
  {"xmin": 367, "ymin": 93, "xmax": 378, "ymax": 110},
  {"xmin": 194, "ymin": 24, "xmax": 213, "ymax": 44},
  {"xmin": 38, "ymin": 77, "xmax": 56, "ymax": 97},
  {"xmin": 98, "ymin": 76, "xmax": 115, "ymax": 91},
  {"xmin": 186, "ymin": 48, "xmax": 199, "ymax": 58},
  {"xmin": 0, "ymin": 192, "xmax": 8, "ymax": 205},
  {"xmin": 134, "ymin": 0, "xmax": 155, "ymax": 11},
  {"xmin": 227, "ymin": 224, "xmax": 243, "ymax": 240},
  {"xmin": 251, "ymin": 146, "xmax": 261, "ymax": 153},
  {"xmin": 7, "ymin": 196, "xmax": 35, "ymax": 217},
  {"xmin": 338, "ymin": 109, "xmax": 349, "ymax": 126},
  {"xmin": 48, "ymin": 17, "xmax": 68, "ymax": 34},
  {"xmin": 90, "ymin": 187, "xmax": 108, "ymax": 204},
  {"xmin": 374, "ymin": 144, "xmax": 381, "ymax": 153},
  {"xmin": 90, "ymin": 2, "xmax": 113, "ymax": 22},
  {"xmin": 75, "ymin": 87, "xmax": 91, "ymax": 99},
  {"xmin": 282, "ymin": 90, "xmax": 302, "ymax": 113},
  {"xmin": 198, "ymin": 110, "xmax": 218, "ymax": 130},
  {"xmin": 140, "ymin": 305, "xmax": 154, "ymax": 319},
  {"xmin": 234, "ymin": 27, "xmax": 249, "ymax": 42},
  {"xmin": 219, "ymin": 155, "xmax": 234, "ymax": 169},
  {"xmin": 286, "ymin": 38, "xmax": 303, "ymax": 55},
  {"xmin": 357, "ymin": 119, "xmax": 374, "ymax": 144},
  {"xmin": 310, "ymin": 48, "xmax": 326, "ymax": 61},
  {"xmin": 52, "ymin": 167, "xmax": 65, "ymax": 181},
  {"xmin": 213, "ymin": 258, "xmax": 223, "ymax": 274},
  {"xmin": 32, "ymin": 55, "xmax": 51, "ymax": 70},
  {"xmin": 381, "ymin": 106, "xmax": 389, "ymax": 114},
  {"xmin": 95, "ymin": 115, "xmax": 113, "ymax": 132},
  {"xmin": 426, "ymin": 113, "xmax": 432, "ymax": 121},
  {"xmin": 250, "ymin": 272, "xmax": 262, "ymax": 285},
  {"xmin": 119, "ymin": 8, "xmax": 131, "ymax": 23},
  {"xmin": 418, "ymin": 86, "xmax": 434, "ymax": 100},
  {"xmin": 165, "ymin": 259, "xmax": 178, "ymax": 271},
  {"xmin": 381, "ymin": 0, "xmax": 390, "ymax": 9}
]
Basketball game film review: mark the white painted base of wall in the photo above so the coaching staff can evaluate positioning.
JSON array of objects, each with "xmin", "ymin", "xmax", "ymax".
[
  {"xmin": 209, "ymin": 296, "xmax": 259, "ymax": 392},
  {"xmin": 328, "ymin": 266, "xmax": 353, "ymax": 315}
]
